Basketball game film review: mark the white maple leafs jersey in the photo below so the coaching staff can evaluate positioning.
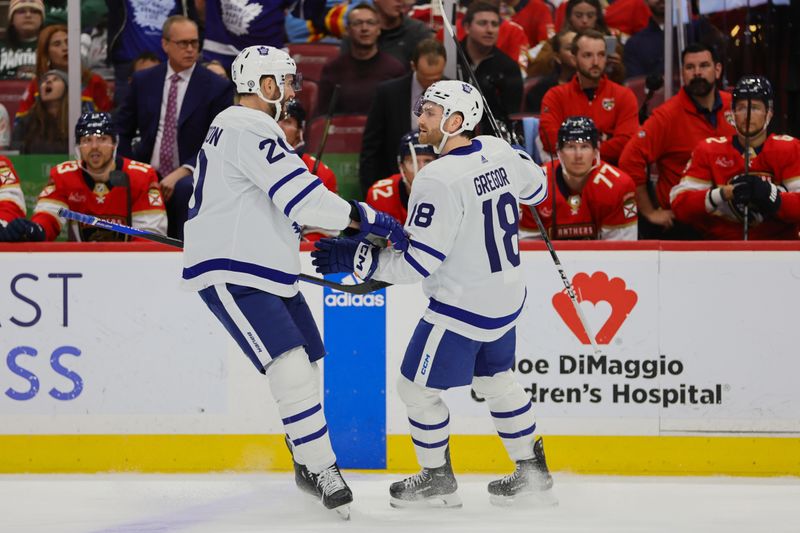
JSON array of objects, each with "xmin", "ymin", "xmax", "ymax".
[
  {"xmin": 182, "ymin": 105, "xmax": 352, "ymax": 297},
  {"xmin": 374, "ymin": 136, "xmax": 548, "ymax": 341}
]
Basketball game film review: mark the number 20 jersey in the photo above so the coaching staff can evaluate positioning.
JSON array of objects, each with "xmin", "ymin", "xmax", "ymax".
[{"xmin": 373, "ymin": 136, "xmax": 548, "ymax": 341}]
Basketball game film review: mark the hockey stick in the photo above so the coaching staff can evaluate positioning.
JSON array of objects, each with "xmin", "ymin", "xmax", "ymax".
[
  {"xmin": 312, "ymin": 84, "xmax": 340, "ymax": 175},
  {"xmin": 57, "ymin": 208, "xmax": 390, "ymax": 295},
  {"xmin": 743, "ymin": 95, "xmax": 751, "ymax": 240},
  {"xmin": 439, "ymin": 0, "xmax": 600, "ymax": 355}
]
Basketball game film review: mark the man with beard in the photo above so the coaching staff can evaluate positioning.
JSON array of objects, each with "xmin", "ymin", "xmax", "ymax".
[
  {"xmin": 0, "ymin": 112, "xmax": 167, "ymax": 242},
  {"xmin": 318, "ymin": 3, "xmax": 406, "ymax": 115},
  {"xmin": 539, "ymin": 30, "xmax": 638, "ymax": 165},
  {"xmin": 619, "ymin": 43, "xmax": 735, "ymax": 238},
  {"xmin": 670, "ymin": 76, "xmax": 800, "ymax": 240}
]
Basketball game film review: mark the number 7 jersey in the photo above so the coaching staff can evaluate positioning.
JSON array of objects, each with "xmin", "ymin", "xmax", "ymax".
[{"xmin": 373, "ymin": 136, "xmax": 548, "ymax": 341}]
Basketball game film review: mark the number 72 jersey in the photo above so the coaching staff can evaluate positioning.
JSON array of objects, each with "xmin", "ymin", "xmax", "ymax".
[{"xmin": 372, "ymin": 136, "xmax": 548, "ymax": 342}]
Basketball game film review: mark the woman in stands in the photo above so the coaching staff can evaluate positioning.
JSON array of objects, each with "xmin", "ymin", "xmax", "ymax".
[
  {"xmin": 11, "ymin": 69, "xmax": 68, "ymax": 153},
  {"xmin": 0, "ymin": 0, "xmax": 44, "ymax": 80},
  {"xmin": 14, "ymin": 24, "xmax": 112, "ymax": 124}
]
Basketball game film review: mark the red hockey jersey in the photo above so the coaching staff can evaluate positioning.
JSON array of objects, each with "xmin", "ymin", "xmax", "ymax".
[
  {"xmin": 366, "ymin": 173, "xmax": 409, "ymax": 224},
  {"xmin": 671, "ymin": 134, "xmax": 800, "ymax": 240},
  {"xmin": 31, "ymin": 157, "xmax": 166, "ymax": 241},
  {"xmin": 521, "ymin": 161, "xmax": 638, "ymax": 240},
  {"xmin": 0, "ymin": 156, "xmax": 26, "ymax": 224},
  {"xmin": 300, "ymin": 152, "xmax": 339, "ymax": 242}
]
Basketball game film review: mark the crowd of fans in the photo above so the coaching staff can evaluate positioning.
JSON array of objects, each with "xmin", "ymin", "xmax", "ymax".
[{"xmin": 0, "ymin": 0, "xmax": 796, "ymax": 243}]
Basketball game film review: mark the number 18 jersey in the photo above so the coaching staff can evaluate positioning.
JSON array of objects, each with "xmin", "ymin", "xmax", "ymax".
[{"xmin": 373, "ymin": 136, "xmax": 548, "ymax": 341}]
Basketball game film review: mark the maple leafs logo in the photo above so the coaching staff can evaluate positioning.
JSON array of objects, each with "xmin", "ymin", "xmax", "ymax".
[
  {"xmin": 221, "ymin": 0, "xmax": 263, "ymax": 36},
  {"xmin": 552, "ymin": 272, "xmax": 637, "ymax": 345}
]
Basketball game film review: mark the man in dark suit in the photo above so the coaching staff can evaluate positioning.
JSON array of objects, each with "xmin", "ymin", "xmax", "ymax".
[
  {"xmin": 359, "ymin": 38, "xmax": 446, "ymax": 196},
  {"xmin": 115, "ymin": 15, "xmax": 234, "ymax": 239}
]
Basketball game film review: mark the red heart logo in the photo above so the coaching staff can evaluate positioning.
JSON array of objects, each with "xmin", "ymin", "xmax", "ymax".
[{"xmin": 552, "ymin": 272, "xmax": 637, "ymax": 344}]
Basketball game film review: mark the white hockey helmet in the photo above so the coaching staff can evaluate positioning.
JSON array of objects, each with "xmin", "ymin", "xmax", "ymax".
[
  {"xmin": 231, "ymin": 45, "xmax": 301, "ymax": 120},
  {"xmin": 416, "ymin": 80, "xmax": 483, "ymax": 153}
]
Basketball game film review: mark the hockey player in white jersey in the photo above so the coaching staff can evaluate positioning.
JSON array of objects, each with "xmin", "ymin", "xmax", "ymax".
[
  {"xmin": 181, "ymin": 45, "xmax": 406, "ymax": 519},
  {"xmin": 312, "ymin": 80, "xmax": 557, "ymax": 508}
]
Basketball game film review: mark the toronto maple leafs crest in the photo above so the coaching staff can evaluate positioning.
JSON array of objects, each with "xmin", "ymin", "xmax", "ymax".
[
  {"xmin": 222, "ymin": 0, "xmax": 263, "ymax": 37},
  {"xmin": 130, "ymin": 0, "xmax": 176, "ymax": 31},
  {"xmin": 461, "ymin": 83, "xmax": 473, "ymax": 93},
  {"xmin": 257, "ymin": 46, "xmax": 270, "ymax": 56}
]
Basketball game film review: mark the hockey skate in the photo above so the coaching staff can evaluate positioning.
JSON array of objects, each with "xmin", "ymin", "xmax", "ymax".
[
  {"xmin": 313, "ymin": 463, "xmax": 353, "ymax": 520},
  {"xmin": 389, "ymin": 447, "xmax": 462, "ymax": 509},
  {"xmin": 488, "ymin": 437, "xmax": 557, "ymax": 507},
  {"xmin": 283, "ymin": 435, "xmax": 316, "ymax": 497}
]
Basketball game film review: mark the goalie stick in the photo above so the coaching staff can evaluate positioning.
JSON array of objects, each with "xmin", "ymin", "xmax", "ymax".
[
  {"xmin": 438, "ymin": 0, "xmax": 601, "ymax": 355},
  {"xmin": 57, "ymin": 208, "xmax": 390, "ymax": 295}
]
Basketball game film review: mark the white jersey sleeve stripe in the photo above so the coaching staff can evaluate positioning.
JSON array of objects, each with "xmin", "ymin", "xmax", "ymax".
[
  {"xmin": 428, "ymin": 289, "xmax": 527, "ymax": 330},
  {"xmin": 268, "ymin": 167, "xmax": 306, "ymax": 198},
  {"xmin": 520, "ymin": 182, "xmax": 545, "ymax": 204},
  {"xmin": 284, "ymin": 179, "xmax": 323, "ymax": 216},
  {"xmin": 404, "ymin": 252, "xmax": 431, "ymax": 277},
  {"xmin": 183, "ymin": 258, "xmax": 299, "ymax": 285},
  {"xmin": 409, "ymin": 239, "xmax": 446, "ymax": 261}
]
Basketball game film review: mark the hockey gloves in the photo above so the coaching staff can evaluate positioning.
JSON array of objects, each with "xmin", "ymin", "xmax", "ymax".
[
  {"xmin": 3, "ymin": 219, "xmax": 46, "ymax": 242},
  {"xmin": 312, "ymin": 237, "xmax": 380, "ymax": 281},
  {"xmin": 348, "ymin": 201, "xmax": 409, "ymax": 252}
]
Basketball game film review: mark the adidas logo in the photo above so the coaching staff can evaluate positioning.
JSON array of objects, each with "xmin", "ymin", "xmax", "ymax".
[{"xmin": 481, "ymin": 155, "xmax": 488, "ymax": 164}]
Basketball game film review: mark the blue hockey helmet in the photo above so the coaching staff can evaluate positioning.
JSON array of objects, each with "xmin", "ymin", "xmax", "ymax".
[
  {"xmin": 558, "ymin": 116, "xmax": 599, "ymax": 149},
  {"xmin": 75, "ymin": 112, "xmax": 116, "ymax": 142},
  {"xmin": 732, "ymin": 75, "xmax": 773, "ymax": 109},
  {"xmin": 282, "ymin": 98, "xmax": 306, "ymax": 129},
  {"xmin": 397, "ymin": 130, "xmax": 436, "ymax": 162}
]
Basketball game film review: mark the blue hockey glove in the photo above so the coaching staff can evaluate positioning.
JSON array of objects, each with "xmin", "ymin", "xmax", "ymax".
[
  {"xmin": 348, "ymin": 201, "xmax": 409, "ymax": 252},
  {"xmin": 5, "ymin": 218, "xmax": 46, "ymax": 242},
  {"xmin": 311, "ymin": 237, "xmax": 380, "ymax": 280}
]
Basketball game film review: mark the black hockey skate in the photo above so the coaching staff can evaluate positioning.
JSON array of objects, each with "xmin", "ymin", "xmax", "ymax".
[
  {"xmin": 284, "ymin": 435, "xmax": 316, "ymax": 497},
  {"xmin": 488, "ymin": 437, "xmax": 557, "ymax": 507},
  {"xmin": 313, "ymin": 463, "xmax": 353, "ymax": 520},
  {"xmin": 389, "ymin": 447, "xmax": 462, "ymax": 508}
]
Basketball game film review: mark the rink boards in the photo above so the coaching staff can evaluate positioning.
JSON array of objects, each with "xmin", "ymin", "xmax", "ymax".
[{"xmin": 1, "ymin": 242, "xmax": 799, "ymax": 475}]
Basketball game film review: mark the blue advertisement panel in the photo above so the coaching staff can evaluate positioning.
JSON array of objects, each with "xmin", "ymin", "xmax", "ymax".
[{"xmin": 322, "ymin": 274, "xmax": 386, "ymax": 468}]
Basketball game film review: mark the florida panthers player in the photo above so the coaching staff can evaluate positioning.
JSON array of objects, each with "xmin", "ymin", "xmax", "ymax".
[
  {"xmin": 520, "ymin": 116, "xmax": 638, "ymax": 240},
  {"xmin": 181, "ymin": 45, "xmax": 405, "ymax": 519},
  {"xmin": 312, "ymin": 80, "xmax": 556, "ymax": 508},
  {"xmin": 671, "ymin": 75, "xmax": 800, "ymax": 239},
  {"xmin": 366, "ymin": 130, "xmax": 437, "ymax": 223},
  {"xmin": 0, "ymin": 157, "xmax": 26, "ymax": 237}
]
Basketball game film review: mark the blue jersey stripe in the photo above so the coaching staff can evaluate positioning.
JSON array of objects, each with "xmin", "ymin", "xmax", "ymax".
[
  {"xmin": 521, "ymin": 183, "xmax": 544, "ymax": 202},
  {"xmin": 408, "ymin": 415, "xmax": 450, "ymax": 431},
  {"xmin": 404, "ymin": 252, "xmax": 431, "ymax": 277},
  {"xmin": 409, "ymin": 239, "xmax": 446, "ymax": 261},
  {"xmin": 411, "ymin": 436, "xmax": 449, "ymax": 449},
  {"xmin": 428, "ymin": 290, "xmax": 526, "ymax": 330},
  {"xmin": 284, "ymin": 179, "xmax": 322, "ymax": 217},
  {"xmin": 268, "ymin": 167, "xmax": 306, "ymax": 199},
  {"xmin": 292, "ymin": 424, "xmax": 329, "ymax": 446},
  {"xmin": 490, "ymin": 401, "xmax": 532, "ymax": 419},
  {"xmin": 282, "ymin": 403, "xmax": 322, "ymax": 425},
  {"xmin": 497, "ymin": 422, "xmax": 536, "ymax": 440},
  {"xmin": 183, "ymin": 258, "xmax": 299, "ymax": 285}
]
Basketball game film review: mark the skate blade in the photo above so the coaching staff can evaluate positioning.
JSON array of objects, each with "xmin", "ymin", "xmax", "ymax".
[
  {"xmin": 390, "ymin": 492, "xmax": 463, "ymax": 509},
  {"xmin": 490, "ymin": 489, "xmax": 558, "ymax": 508},
  {"xmin": 333, "ymin": 504, "xmax": 351, "ymax": 520}
]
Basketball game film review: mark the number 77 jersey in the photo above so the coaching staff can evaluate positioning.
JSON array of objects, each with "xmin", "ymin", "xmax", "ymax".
[{"xmin": 372, "ymin": 136, "xmax": 548, "ymax": 342}]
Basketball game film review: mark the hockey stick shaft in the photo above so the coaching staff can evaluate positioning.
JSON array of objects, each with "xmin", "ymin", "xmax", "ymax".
[
  {"xmin": 57, "ymin": 208, "xmax": 389, "ymax": 295},
  {"xmin": 312, "ymin": 84, "xmax": 340, "ymax": 175},
  {"xmin": 743, "ymin": 96, "xmax": 751, "ymax": 240},
  {"xmin": 439, "ymin": 0, "xmax": 600, "ymax": 354}
]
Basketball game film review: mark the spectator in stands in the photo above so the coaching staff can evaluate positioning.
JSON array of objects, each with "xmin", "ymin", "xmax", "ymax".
[
  {"xmin": 14, "ymin": 24, "xmax": 112, "ymax": 125},
  {"xmin": 278, "ymin": 99, "xmax": 339, "ymax": 240},
  {"xmin": 114, "ymin": 15, "xmax": 233, "ymax": 240},
  {"xmin": 0, "ymin": 157, "xmax": 26, "ymax": 236},
  {"xmin": 618, "ymin": 43, "xmax": 735, "ymax": 238},
  {"xmin": 368, "ymin": 0, "xmax": 434, "ymax": 66},
  {"xmin": 540, "ymin": 30, "xmax": 638, "ymax": 165},
  {"xmin": 525, "ymin": 29, "xmax": 576, "ymax": 113},
  {"xmin": 365, "ymin": 130, "xmax": 436, "ymax": 224},
  {"xmin": 623, "ymin": 0, "xmax": 665, "ymax": 79},
  {"xmin": 670, "ymin": 76, "xmax": 800, "ymax": 240},
  {"xmin": 529, "ymin": 0, "xmax": 624, "ymax": 83},
  {"xmin": 360, "ymin": 38, "xmax": 446, "ymax": 195},
  {"xmin": 318, "ymin": 3, "xmax": 406, "ymax": 116},
  {"xmin": 512, "ymin": 0, "xmax": 555, "ymax": 47},
  {"xmin": 0, "ymin": 0, "xmax": 44, "ymax": 80},
  {"xmin": 522, "ymin": 116, "xmax": 637, "ymax": 240},
  {"xmin": 11, "ymin": 69, "xmax": 68, "ymax": 153},
  {"xmin": 203, "ymin": 60, "xmax": 228, "ymax": 79},
  {"xmin": 459, "ymin": 2, "xmax": 522, "ymax": 135},
  {"xmin": 2, "ymin": 112, "xmax": 167, "ymax": 242},
  {"xmin": 107, "ymin": 0, "xmax": 197, "ymax": 109}
]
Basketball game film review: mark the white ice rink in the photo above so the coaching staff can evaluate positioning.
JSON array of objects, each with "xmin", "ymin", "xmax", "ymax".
[{"xmin": 2, "ymin": 472, "xmax": 799, "ymax": 533}]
